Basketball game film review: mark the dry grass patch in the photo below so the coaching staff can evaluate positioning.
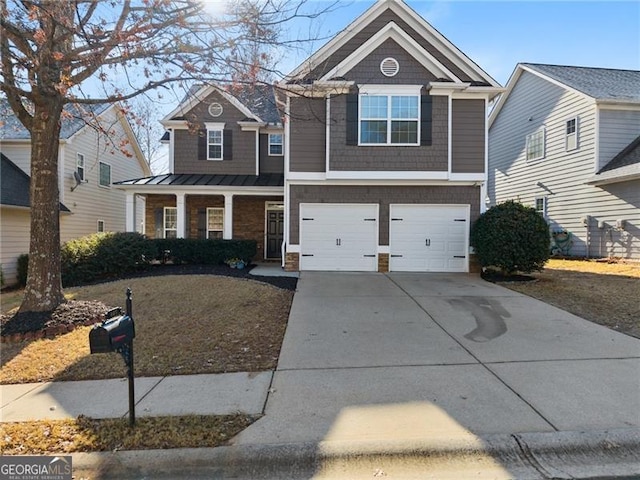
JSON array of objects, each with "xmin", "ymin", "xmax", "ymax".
[
  {"xmin": 0, "ymin": 414, "xmax": 256, "ymax": 454},
  {"xmin": 496, "ymin": 259, "xmax": 640, "ymax": 338},
  {"xmin": 1, "ymin": 275, "xmax": 293, "ymax": 384}
]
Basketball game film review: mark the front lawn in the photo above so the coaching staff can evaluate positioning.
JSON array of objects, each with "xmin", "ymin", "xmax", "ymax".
[
  {"xmin": 494, "ymin": 259, "xmax": 640, "ymax": 338},
  {"xmin": 1, "ymin": 275, "xmax": 294, "ymax": 384}
]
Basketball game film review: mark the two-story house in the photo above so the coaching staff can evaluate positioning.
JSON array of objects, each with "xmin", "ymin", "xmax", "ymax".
[
  {"xmin": 115, "ymin": 84, "xmax": 286, "ymax": 261},
  {"xmin": 279, "ymin": 0, "xmax": 501, "ymax": 272},
  {"xmin": 116, "ymin": 0, "xmax": 502, "ymax": 272},
  {"xmin": 0, "ymin": 101, "xmax": 151, "ymax": 286},
  {"xmin": 488, "ymin": 64, "xmax": 640, "ymax": 259}
]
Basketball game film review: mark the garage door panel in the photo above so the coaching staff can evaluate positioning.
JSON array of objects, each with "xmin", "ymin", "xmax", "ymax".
[
  {"xmin": 300, "ymin": 204, "xmax": 378, "ymax": 271},
  {"xmin": 389, "ymin": 204, "xmax": 469, "ymax": 273}
]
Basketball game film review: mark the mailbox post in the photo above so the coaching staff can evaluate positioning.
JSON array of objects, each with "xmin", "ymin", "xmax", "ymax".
[{"xmin": 89, "ymin": 288, "xmax": 136, "ymax": 427}]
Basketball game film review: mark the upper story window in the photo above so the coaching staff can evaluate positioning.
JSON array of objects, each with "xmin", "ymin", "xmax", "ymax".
[
  {"xmin": 526, "ymin": 128, "xmax": 545, "ymax": 162},
  {"xmin": 208, "ymin": 129, "xmax": 223, "ymax": 160},
  {"xmin": 164, "ymin": 207, "xmax": 177, "ymax": 239},
  {"xmin": 565, "ymin": 117, "xmax": 578, "ymax": 151},
  {"xmin": 99, "ymin": 161, "xmax": 111, "ymax": 187},
  {"xmin": 207, "ymin": 207, "xmax": 224, "ymax": 239},
  {"xmin": 268, "ymin": 133, "xmax": 283, "ymax": 155},
  {"xmin": 360, "ymin": 94, "xmax": 419, "ymax": 145},
  {"xmin": 76, "ymin": 153, "xmax": 85, "ymax": 181}
]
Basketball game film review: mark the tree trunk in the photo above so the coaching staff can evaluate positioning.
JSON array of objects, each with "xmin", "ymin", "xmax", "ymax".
[{"xmin": 19, "ymin": 100, "xmax": 66, "ymax": 312}]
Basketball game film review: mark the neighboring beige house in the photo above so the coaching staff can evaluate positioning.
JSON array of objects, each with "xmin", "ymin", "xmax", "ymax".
[
  {"xmin": 0, "ymin": 101, "xmax": 151, "ymax": 286},
  {"xmin": 117, "ymin": 0, "xmax": 502, "ymax": 273},
  {"xmin": 488, "ymin": 64, "xmax": 640, "ymax": 259}
]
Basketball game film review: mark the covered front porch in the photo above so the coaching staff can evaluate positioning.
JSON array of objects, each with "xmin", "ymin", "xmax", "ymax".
[{"xmin": 115, "ymin": 173, "xmax": 284, "ymax": 261}]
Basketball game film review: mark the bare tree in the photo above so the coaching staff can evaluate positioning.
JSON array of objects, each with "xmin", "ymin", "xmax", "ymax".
[
  {"xmin": 0, "ymin": 0, "xmax": 337, "ymax": 312},
  {"xmin": 126, "ymin": 96, "xmax": 169, "ymax": 174}
]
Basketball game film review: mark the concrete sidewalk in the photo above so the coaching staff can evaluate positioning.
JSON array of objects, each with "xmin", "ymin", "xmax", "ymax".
[{"xmin": 2, "ymin": 272, "xmax": 639, "ymax": 479}]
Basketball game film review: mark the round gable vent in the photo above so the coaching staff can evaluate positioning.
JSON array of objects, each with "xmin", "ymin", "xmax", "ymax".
[
  {"xmin": 208, "ymin": 102, "xmax": 223, "ymax": 117},
  {"xmin": 380, "ymin": 57, "xmax": 399, "ymax": 77}
]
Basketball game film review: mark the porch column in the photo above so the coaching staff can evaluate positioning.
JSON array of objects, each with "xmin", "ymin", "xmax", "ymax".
[
  {"xmin": 176, "ymin": 193, "xmax": 186, "ymax": 238},
  {"xmin": 125, "ymin": 192, "xmax": 136, "ymax": 232},
  {"xmin": 223, "ymin": 194, "xmax": 233, "ymax": 239}
]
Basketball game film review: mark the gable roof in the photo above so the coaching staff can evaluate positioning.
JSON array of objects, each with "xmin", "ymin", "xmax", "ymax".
[
  {"xmin": 162, "ymin": 83, "xmax": 282, "ymax": 126},
  {"xmin": 1, "ymin": 153, "xmax": 70, "ymax": 211},
  {"xmin": 521, "ymin": 64, "xmax": 640, "ymax": 104},
  {"xmin": 285, "ymin": 0, "xmax": 500, "ymax": 88},
  {"xmin": 490, "ymin": 63, "xmax": 640, "ymax": 127},
  {"xmin": 0, "ymin": 100, "xmax": 111, "ymax": 140}
]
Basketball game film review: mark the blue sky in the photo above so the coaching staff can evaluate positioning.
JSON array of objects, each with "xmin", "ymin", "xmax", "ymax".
[{"xmin": 280, "ymin": 0, "xmax": 640, "ymax": 86}]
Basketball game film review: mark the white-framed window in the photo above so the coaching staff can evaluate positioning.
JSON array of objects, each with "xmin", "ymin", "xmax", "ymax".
[
  {"xmin": 164, "ymin": 207, "xmax": 177, "ymax": 238},
  {"xmin": 99, "ymin": 161, "xmax": 111, "ymax": 187},
  {"xmin": 76, "ymin": 153, "xmax": 85, "ymax": 181},
  {"xmin": 359, "ymin": 87, "xmax": 420, "ymax": 145},
  {"xmin": 206, "ymin": 207, "xmax": 224, "ymax": 239},
  {"xmin": 207, "ymin": 128, "xmax": 223, "ymax": 160},
  {"xmin": 526, "ymin": 128, "xmax": 545, "ymax": 161},
  {"xmin": 565, "ymin": 117, "xmax": 578, "ymax": 151},
  {"xmin": 535, "ymin": 197, "xmax": 547, "ymax": 217},
  {"xmin": 268, "ymin": 133, "xmax": 283, "ymax": 155},
  {"xmin": 97, "ymin": 220, "xmax": 105, "ymax": 233}
]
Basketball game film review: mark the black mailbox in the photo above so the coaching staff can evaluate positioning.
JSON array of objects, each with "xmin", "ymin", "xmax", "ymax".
[{"xmin": 89, "ymin": 314, "xmax": 135, "ymax": 354}]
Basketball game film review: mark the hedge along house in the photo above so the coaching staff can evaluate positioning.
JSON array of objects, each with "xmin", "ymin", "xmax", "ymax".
[{"xmin": 114, "ymin": 84, "xmax": 286, "ymax": 261}]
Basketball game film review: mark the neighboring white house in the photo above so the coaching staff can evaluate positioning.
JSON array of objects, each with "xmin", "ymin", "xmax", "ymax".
[
  {"xmin": 488, "ymin": 64, "xmax": 640, "ymax": 259},
  {"xmin": 0, "ymin": 101, "xmax": 151, "ymax": 286}
]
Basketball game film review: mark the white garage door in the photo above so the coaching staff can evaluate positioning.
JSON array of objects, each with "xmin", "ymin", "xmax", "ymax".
[
  {"xmin": 299, "ymin": 204, "xmax": 378, "ymax": 271},
  {"xmin": 389, "ymin": 204, "xmax": 469, "ymax": 272}
]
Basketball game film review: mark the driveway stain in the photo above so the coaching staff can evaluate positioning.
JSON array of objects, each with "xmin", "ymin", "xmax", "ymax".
[{"xmin": 448, "ymin": 297, "xmax": 511, "ymax": 342}]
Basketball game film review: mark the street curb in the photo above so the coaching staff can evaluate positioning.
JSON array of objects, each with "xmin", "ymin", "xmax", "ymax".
[{"xmin": 71, "ymin": 428, "xmax": 640, "ymax": 479}]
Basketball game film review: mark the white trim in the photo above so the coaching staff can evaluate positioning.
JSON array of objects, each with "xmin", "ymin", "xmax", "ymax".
[
  {"xmin": 447, "ymin": 95, "xmax": 453, "ymax": 173},
  {"xmin": 76, "ymin": 152, "xmax": 85, "ymax": 181},
  {"xmin": 125, "ymin": 193, "xmax": 135, "ymax": 232},
  {"xmin": 268, "ymin": 133, "xmax": 284, "ymax": 156},
  {"xmin": 162, "ymin": 84, "xmax": 262, "ymax": 125},
  {"xmin": 163, "ymin": 206, "xmax": 178, "ymax": 239},
  {"xmin": 287, "ymin": 179, "xmax": 480, "ymax": 187},
  {"xmin": 326, "ymin": 95, "xmax": 331, "ymax": 173},
  {"xmin": 525, "ymin": 127, "xmax": 546, "ymax": 162},
  {"xmin": 484, "ymin": 96, "xmax": 489, "ymax": 191},
  {"xmin": 115, "ymin": 185, "xmax": 283, "ymax": 196},
  {"xmin": 448, "ymin": 173, "xmax": 485, "ymax": 182},
  {"xmin": 320, "ymin": 22, "xmax": 460, "ymax": 82},
  {"xmin": 287, "ymin": 244, "xmax": 300, "ymax": 253},
  {"xmin": 358, "ymin": 89, "xmax": 421, "ymax": 146},
  {"xmin": 176, "ymin": 194, "xmax": 186, "ymax": 238},
  {"xmin": 378, "ymin": 245, "xmax": 390, "ymax": 254},
  {"xmin": 205, "ymin": 124, "xmax": 225, "ymax": 161},
  {"xmin": 168, "ymin": 128, "xmax": 175, "ymax": 173},
  {"xmin": 264, "ymin": 201, "xmax": 285, "ymax": 260},
  {"xmin": 98, "ymin": 161, "xmax": 112, "ymax": 188},
  {"xmin": 597, "ymin": 102, "xmax": 640, "ymax": 110},
  {"xmin": 206, "ymin": 207, "xmax": 225, "ymax": 239},
  {"xmin": 284, "ymin": 97, "xmax": 291, "ymax": 175},
  {"xmin": 594, "ymin": 106, "xmax": 601, "ymax": 172},
  {"xmin": 534, "ymin": 196, "xmax": 547, "ymax": 218},
  {"xmin": 223, "ymin": 194, "xmax": 233, "ymax": 239},
  {"xmin": 287, "ymin": 172, "xmax": 327, "ymax": 181},
  {"xmin": 359, "ymin": 84, "xmax": 422, "ymax": 95},
  {"xmin": 97, "ymin": 219, "xmax": 105, "ymax": 233},
  {"xmin": 255, "ymin": 130, "xmax": 260, "ymax": 175},
  {"xmin": 285, "ymin": 0, "xmax": 499, "ymax": 87},
  {"xmin": 565, "ymin": 116, "xmax": 579, "ymax": 152},
  {"xmin": 325, "ymin": 171, "xmax": 448, "ymax": 180}
]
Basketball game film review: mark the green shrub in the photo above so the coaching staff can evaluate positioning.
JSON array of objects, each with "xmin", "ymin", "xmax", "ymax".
[
  {"xmin": 17, "ymin": 254, "xmax": 29, "ymax": 286},
  {"xmin": 61, "ymin": 232, "xmax": 155, "ymax": 286},
  {"xmin": 148, "ymin": 238, "xmax": 257, "ymax": 265},
  {"xmin": 471, "ymin": 200, "xmax": 550, "ymax": 275}
]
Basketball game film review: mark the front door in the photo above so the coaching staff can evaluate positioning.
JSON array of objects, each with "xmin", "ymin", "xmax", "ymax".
[{"xmin": 266, "ymin": 209, "xmax": 284, "ymax": 259}]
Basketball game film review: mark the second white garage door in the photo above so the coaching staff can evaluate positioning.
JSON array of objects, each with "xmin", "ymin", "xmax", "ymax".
[
  {"xmin": 389, "ymin": 204, "xmax": 469, "ymax": 272},
  {"xmin": 299, "ymin": 204, "xmax": 378, "ymax": 271}
]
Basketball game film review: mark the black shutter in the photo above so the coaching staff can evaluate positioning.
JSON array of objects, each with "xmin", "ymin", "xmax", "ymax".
[
  {"xmin": 346, "ymin": 94, "xmax": 358, "ymax": 146},
  {"xmin": 223, "ymin": 129, "xmax": 233, "ymax": 160},
  {"xmin": 197, "ymin": 208, "xmax": 207, "ymax": 239},
  {"xmin": 197, "ymin": 129, "xmax": 207, "ymax": 160},
  {"xmin": 154, "ymin": 208, "xmax": 163, "ymax": 238},
  {"xmin": 420, "ymin": 94, "xmax": 433, "ymax": 146}
]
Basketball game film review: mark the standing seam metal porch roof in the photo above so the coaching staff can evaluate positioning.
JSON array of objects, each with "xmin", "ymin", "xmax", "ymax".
[{"xmin": 113, "ymin": 173, "xmax": 284, "ymax": 188}]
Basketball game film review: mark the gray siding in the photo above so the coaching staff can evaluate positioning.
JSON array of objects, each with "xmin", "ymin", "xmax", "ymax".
[
  {"xmin": 346, "ymin": 38, "xmax": 438, "ymax": 84},
  {"xmin": 305, "ymin": 9, "xmax": 470, "ymax": 82},
  {"xmin": 598, "ymin": 109, "xmax": 640, "ymax": 170},
  {"xmin": 329, "ymin": 94, "xmax": 448, "ymax": 171},
  {"xmin": 489, "ymin": 70, "xmax": 640, "ymax": 259},
  {"xmin": 174, "ymin": 90, "xmax": 256, "ymax": 175},
  {"xmin": 451, "ymin": 99, "xmax": 485, "ymax": 173},
  {"xmin": 259, "ymin": 134, "xmax": 284, "ymax": 174},
  {"xmin": 289, "ymin": 97, "xmax": 326, "ymax": 172},
  {"xmin": 289, "ymin": 184, "xmax": 480, "ymax": 244}
]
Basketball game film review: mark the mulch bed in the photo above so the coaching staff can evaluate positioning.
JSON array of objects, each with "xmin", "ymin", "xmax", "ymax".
[
  {"xmin": 481, "ymin": 270, "xmax": 537, "ymax": 283},
  {"xmin": 1, "ymin": 264, "xmax": 297, "ymax": 340}
]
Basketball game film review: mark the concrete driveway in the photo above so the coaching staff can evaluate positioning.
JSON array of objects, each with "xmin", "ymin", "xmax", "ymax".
[{"xmin": 235, "ymin": 272, "xmax": 640, "ymax": 446}]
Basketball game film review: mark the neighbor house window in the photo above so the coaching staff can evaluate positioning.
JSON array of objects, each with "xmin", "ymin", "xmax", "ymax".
[
  {"xmin": 207, "ymin": 128, "xmax": 223, "ymax": 160},
  {"xmin": 526, "ymin": 128, "xmax": 545, "ymax": 161},
  {"xmin": 76, "ymin": 153, "xmax": 85, "ymax": 181},
  {"xmin": 99, "ymin": 161, "xmax": 111, "ymax": 186},
  {"xmin": 97, "ymin": 220, "xmax": 105, "ymax": 233},
  {"xmin": 164, "ymin": 207, "xmax": 177, "ymax": 238},
  {"xmin": 360, "ymin": 94, "xmax": 419, "ymax": 145},
  {"xmin": 268, "ymin": 133, "xmax": 283, "ymax": 155},
  {"xmin": 566, "ymin": 117, "xmax": 578, "ymax": 151},
  {"xmin": 535, "ymin": 197, "xmax": 547, "ymax": 217},
  {"xmin": 206, "ymin": 207, "xmax": 224, "ymax": 239}
]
